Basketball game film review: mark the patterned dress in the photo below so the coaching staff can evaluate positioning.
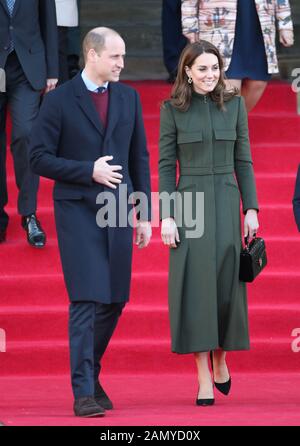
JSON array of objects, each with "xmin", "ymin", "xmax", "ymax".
[
  {"xmin": 226, "ymin": 0, "xmax": 272, "ymax": 80},
  {"xmin": 181, "ymin": 0, "xmax": 294, "ymax": 74}
]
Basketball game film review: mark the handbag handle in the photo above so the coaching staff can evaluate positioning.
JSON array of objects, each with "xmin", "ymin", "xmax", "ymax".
[{"xmin": 244, "ymin": 233, "xmax": 257, "ymax": 249}]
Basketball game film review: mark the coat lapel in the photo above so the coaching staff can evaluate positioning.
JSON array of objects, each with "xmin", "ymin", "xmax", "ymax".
[
  {"xmin": 71, "ymin": 73, "xmax": 105, "ymax": 137},
  {"xmin": 104, "ymin": 82, "xmax": 123, "ymax": 143}
]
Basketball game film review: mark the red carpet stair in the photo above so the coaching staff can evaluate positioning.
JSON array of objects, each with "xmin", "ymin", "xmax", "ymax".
[{"xmin": 0, "ymin": 81, "xmax": 299, "ymax": 376}]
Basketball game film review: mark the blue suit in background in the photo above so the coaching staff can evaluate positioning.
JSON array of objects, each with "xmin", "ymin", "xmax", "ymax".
[
  {"xmin": 0, "ymin": 0, "xmax": 58, "ymax": 235},
  {"xmin": 161, "ymin": 0, "xmax": 187, "ymax": 82}
]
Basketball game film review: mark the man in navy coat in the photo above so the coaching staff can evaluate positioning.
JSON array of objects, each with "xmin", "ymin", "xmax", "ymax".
[
  {"xmin": 30, "ymin": 27, "xmax": 152, "ymax": 417},
  {"xmin": 293, "ymin": 164, "xmax": 300, "ymax": 231}
]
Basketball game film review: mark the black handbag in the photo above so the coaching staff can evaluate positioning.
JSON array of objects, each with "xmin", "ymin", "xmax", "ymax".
[{"xmin": 239, "ymin": 236, "xmax": 267, "ymax": 282}]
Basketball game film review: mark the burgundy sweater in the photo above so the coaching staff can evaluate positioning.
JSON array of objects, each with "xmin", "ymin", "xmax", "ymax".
[{"xmin": 88, "ymin": 90, "xmax": 109, "ymax": 128}]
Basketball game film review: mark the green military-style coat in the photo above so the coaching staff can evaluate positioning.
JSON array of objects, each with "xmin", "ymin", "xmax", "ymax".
[{"xmin": 159, "ymin": 92, "xmax": 259, "ymax": 354}]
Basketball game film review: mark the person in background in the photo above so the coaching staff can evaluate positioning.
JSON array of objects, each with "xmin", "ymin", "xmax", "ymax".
[
  {"xmin": 67, "ymin": 20, "xmax": 81, "ymax": 79},
  {"xmin": 159, "ymin": 41, "xmax": 259, "ymax": 406},
  {"xmin": 181, "ymin": 0, "xmax": 294, "ymax": 112},
  {"xmin": 55, "ymin": 0, "xmax": 79, "ymax": 84},
  {"xmin": 0, "ymin": 0, "xmax": 58, "ymax": 246},
  {"xmin": 162, "ymin": 0, "xmax": 187, "ymax": 83}
]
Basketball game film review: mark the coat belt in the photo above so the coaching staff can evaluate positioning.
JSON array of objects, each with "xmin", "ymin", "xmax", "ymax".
[{"xmin": 180, "ymin": 166, "xmax": 234, "ymax": 176}]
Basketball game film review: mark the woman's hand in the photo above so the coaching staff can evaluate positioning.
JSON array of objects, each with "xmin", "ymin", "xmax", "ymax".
[
  {"xmin": 244, "ymin": 209, "xmax": 259, "ymax": 239},
  {"xmin": 161, "ymin": 217, "xmax": 180, "ymax": 248},
  {"xmin": 279, "ymin": 29, "xmax": 294, "ymax": 47},
  {"xmin": 183, "ymin": 32, "xmax": 198, "ymax": 43}
]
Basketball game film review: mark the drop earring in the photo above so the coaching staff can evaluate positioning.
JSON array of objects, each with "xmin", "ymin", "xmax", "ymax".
[{"xmin": 188, "ymin": 77, "xmax": 193, "ymax": 84}]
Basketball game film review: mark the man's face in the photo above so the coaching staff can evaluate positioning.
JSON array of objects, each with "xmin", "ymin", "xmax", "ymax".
[{"xmin": 92, "ymin": 35, "xmax": 126, "ymax": 82}]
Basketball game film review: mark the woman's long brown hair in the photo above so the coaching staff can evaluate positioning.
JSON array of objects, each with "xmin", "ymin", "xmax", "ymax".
[{"xmin": 169, "ymin": 41, "xmax": 238, "ymax": 112}]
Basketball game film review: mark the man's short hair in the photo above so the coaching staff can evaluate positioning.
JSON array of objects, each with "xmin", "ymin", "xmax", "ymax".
[{"xmin": 82, "ymin": 27, "xmax": 121, "ymax": 62}]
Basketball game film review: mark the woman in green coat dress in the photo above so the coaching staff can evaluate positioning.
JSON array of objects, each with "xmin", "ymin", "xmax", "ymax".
[{"xmin": 159, "ymin": 41, "xmax": 259, "ymax": 406}]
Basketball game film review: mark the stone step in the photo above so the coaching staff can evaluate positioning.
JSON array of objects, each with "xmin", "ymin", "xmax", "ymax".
[
  {"xmin": 79, "ymin": 0, "xmax": 165, "ymax": 79},
  {"xmin": 80, "ymin": 24, "xmax": 163, "ymax": 56},
  {"xmin": 121, "ymin": 57, "xmax": 166, "ymax": 80},
  {"xmin": 81, "ymin": 0, "xmax": 161, "ymax": 26}
]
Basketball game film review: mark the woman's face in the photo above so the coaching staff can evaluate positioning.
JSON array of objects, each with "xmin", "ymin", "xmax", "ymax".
[{"xmin": 185, "ymin": 52, "xmax": 220, "ymax": 95}]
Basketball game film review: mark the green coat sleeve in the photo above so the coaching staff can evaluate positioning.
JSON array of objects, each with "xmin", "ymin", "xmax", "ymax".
[
  {"xmin": 159, "ymin": 102, "xmax": 177, "ymax": 219},
  {"xmin": 234, "ymin": 97, "xmax": 259, "ymax": 214}
]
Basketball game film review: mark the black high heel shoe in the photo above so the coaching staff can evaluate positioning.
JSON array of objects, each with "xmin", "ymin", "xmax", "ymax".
[
  {"xmin": 210, "ymin": 351, "xmax": 231, "ymax": 396},
  {"xmin": 196, "ymin": 387, "xmax": 215, "ymax": 406}
]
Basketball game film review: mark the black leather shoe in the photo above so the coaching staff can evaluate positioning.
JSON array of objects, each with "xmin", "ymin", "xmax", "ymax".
[
  {"xmin": 74, "ymin": 396, "xmax": 105, "ymax": 417},
  {"xmin": 21, "ymin": 214, "xmax": 46, "ymax": 248},
  {"xmin": 0, "ymin": 228, "xmax": 6, "ymax": 243},
  {"xmin": 210, "ymin": 351, "xmax": 231, "ymax": 396},
  {"xmin": 94, "ymin": 381, "xmax": 113, "ymax": 410}
]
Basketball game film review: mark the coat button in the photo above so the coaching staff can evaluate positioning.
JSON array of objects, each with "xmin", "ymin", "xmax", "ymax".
[
  {"xmin": 9, "ymin": 25, "xmax": 13, "ymax": 30},
  {"xmin": 4, "ymin": 46, "xmax": 9, "ymax": 50}
]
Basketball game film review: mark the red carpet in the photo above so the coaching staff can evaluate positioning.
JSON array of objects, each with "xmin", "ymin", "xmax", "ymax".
[
  {"xmin": 1, "ymin": 374, "xmax": 300, "ymax": 426},
  {"xmin": 0, "ymin": 81, "xmax": 300, "ymax": 425}
]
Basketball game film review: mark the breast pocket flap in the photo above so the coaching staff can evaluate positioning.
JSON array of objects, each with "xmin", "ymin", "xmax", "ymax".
[
  {"xmin": 214, "ymin": 129, "xmax": 237, "ymax": 140},
  {"xmin": 177, "ymin": 132, "xmax": 203, "ymax": 144}
]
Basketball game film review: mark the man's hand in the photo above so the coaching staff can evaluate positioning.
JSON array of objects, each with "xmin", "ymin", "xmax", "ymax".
[
  {"xmin": 92, "ymin": 155, "xmax": 123, "ymax": 189},
  {"xmin": 45, "ymin": 78, "xmax": 58, "ymax": 93},
  {"xmin": 135, "ymin": 221, "xmax": 152, "ymax": 249}
]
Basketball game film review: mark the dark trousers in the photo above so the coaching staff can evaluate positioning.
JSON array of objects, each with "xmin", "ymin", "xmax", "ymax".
[
  {"xmin": 0, "ymin": 51, "xmax": 41, "ymax": 230},
  {"xmin": 69, "ymin": 301, "xmax": 125, "ymax": 399},
  {"xmin": 161, "ymin": 0, "xmax": 187, "ymax": 75}
]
